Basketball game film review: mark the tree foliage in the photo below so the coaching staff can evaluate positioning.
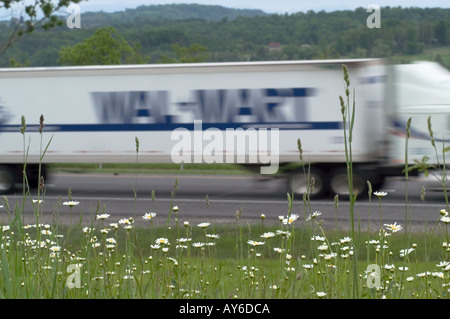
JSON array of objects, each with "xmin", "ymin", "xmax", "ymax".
[
  {"xmin": 0, "ymin": 0, "xmax": 83, "ymax": 56},
  {"xmin": 57, "ymin": 27, "xmax": 149, "ymax": 65},
  {"xmin": 158, "ymin": 43, "xmax": 209, "ymax": 63},
  {"xmin": 1, "ymin": 4, "xmax": 450, "ymax": 67}
]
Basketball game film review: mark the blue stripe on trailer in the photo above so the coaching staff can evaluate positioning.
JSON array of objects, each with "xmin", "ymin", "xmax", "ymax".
[{"xmin": 0, "ymin": 121, "xmax": 343, "ymax": 133}]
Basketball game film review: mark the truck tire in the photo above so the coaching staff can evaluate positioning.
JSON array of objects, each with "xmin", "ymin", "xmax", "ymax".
[
  {"xmin": 26, "ymin": 164, "xmax": 48, "ymax": 190},
  {"xmin": 288, "ymin": 167, "xmax": 329, "ymax": 199},
  {"xmin": 329, "ymin": 167, "xmax": 370, "ymax": 199},
  {"xmin": 0, "ymin": 165, "xmax": 15, "ymax": 194}
]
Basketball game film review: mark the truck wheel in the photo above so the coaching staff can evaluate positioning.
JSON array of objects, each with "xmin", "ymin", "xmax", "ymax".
[
  {"xmin": 26, "ymin": 164, "xmax": 48, "ymax": 190},
  {"xmin": 329, "ymin": 168, "xmax": 369, "ymax": 199},
  {"xmin": 0, "ymin": 166, "xmax": 15, "ymax": 194},
  {"xmin": 288, "ymin": 167, "xmax": 329, "ymax": 199}
]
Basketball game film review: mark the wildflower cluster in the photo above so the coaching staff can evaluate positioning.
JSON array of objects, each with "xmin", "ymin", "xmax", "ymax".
[
  {"xmin": 359, "ymin": 200, "xmax": 450, "ymax": 298},
  {"xmin": 0, "ymin": 197, "xmax": 229, "ymax": 299},
  {"xmin": 1, "ymin": 184, "xmax": 450, "ymax": 299},
  {"xmin": 236, "ymin": 211, "xmax": 302, "ymax": 298}
]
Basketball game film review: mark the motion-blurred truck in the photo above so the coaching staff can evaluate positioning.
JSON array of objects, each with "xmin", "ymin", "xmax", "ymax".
[{"xmin": 0, "ymin": 59, "xmax": 449, "ymax": 197}]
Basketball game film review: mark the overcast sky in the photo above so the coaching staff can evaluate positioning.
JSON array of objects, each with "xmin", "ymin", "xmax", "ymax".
[{"xmin": 79, "ymin": 0, "xmax": 450, "ymax": 14}]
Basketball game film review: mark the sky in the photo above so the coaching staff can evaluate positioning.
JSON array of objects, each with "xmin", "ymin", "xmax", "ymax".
[{"xmin": 78, "ymin": 0, "xmax": 450, "ymax": 14}]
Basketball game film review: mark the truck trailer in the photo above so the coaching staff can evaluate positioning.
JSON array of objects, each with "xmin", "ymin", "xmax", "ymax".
[{"xmin": 0, "ymin": 58, "xmax": 449, "ymax": 198}]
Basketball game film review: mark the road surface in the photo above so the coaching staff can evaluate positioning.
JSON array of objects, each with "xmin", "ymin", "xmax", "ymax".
[{"xmin": 1, "ymin": 172, "xmax": 448, "ymax": 231}]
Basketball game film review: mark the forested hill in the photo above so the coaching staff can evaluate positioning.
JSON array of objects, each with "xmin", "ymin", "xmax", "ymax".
[
  {"xmin": 79, "ymin": 3, "xmax": 268, "ymax": 27},
  {"xmin": 0, "ymin": 4, "xmax": 449, "ymax": 67}
]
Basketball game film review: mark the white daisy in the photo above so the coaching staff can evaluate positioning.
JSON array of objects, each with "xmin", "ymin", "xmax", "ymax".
[
  {"xmin": 96, "ymin": 213, "xmax": 110, "ymax": 220},
  {"xmin": 247, "ymin": 240, "xmax": 265, "ymax": 246},
  {"xmin": 374, "ymin": 191, "xmax": 387, "ymax": 197},
  {"xmin": 63, "ymin": 201, "xmax": 79, "ymax": 207},
  {"xmin": 384, "ymin": 222, "xmax": 403, "ymax": 233},
  {"xmin": 143, "ymin": 212, "xmax": 157, "ymax": 220}
]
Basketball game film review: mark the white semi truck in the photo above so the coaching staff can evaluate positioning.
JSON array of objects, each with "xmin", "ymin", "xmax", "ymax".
[{"xmin": 0, "ymin": 58, "xmax": 449, "ymax": 197}]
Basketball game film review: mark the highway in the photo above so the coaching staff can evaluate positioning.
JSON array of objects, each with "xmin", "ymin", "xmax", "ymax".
[{"xmin": 1, "ymin": 172, "xmax": 448, "ymax": 231}]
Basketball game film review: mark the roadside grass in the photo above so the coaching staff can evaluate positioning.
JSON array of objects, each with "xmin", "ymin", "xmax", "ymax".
[
  {"xmin": 48, "ymin": 161, "xmax": 306, "ymax": 176},
  {"xmin": 48, "ymin": 163, "xmax": 253, "ymax": 176},
  {"xmin": 47, "ymin": 223, "xmax": 446, "ymax": 263},
  {"xmin": 1, "ymin": 65, "xmax": 450, "ymax": 299},
  {"xmin": 390, "ymin": 45, "xmax": 450, "ymax": 67},
  {"xmin": 0, "ymin": 209, "xmax": 448, "ymax": 299}
]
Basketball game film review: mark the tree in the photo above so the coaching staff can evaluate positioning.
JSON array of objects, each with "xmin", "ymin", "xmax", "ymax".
[
  {"xmin": 370, "ymin": 39, "xmax": 392, "ymax": 57},
  {"xmin": 158, "ymin": 43, "xmax": 209, "ymax": 63},
  {"xmin": 419, "ymin": 20, "xmax": 433, "ymax": 45},
  {"xmin": 434, "ymin": 21, "xmax": 448, "ymax": 45},
  {"xmin": 0, "ymin": 0, "xmax": 83, "ymax": 56},
  {"xmin": 57, "ymin": 27, "xmax": 149, "ymax": 65}
]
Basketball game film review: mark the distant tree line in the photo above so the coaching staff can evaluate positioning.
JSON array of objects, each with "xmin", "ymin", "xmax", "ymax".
[{"xmin": 0, "ymin": 5, "xmax": 449, "ymax": 67}]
